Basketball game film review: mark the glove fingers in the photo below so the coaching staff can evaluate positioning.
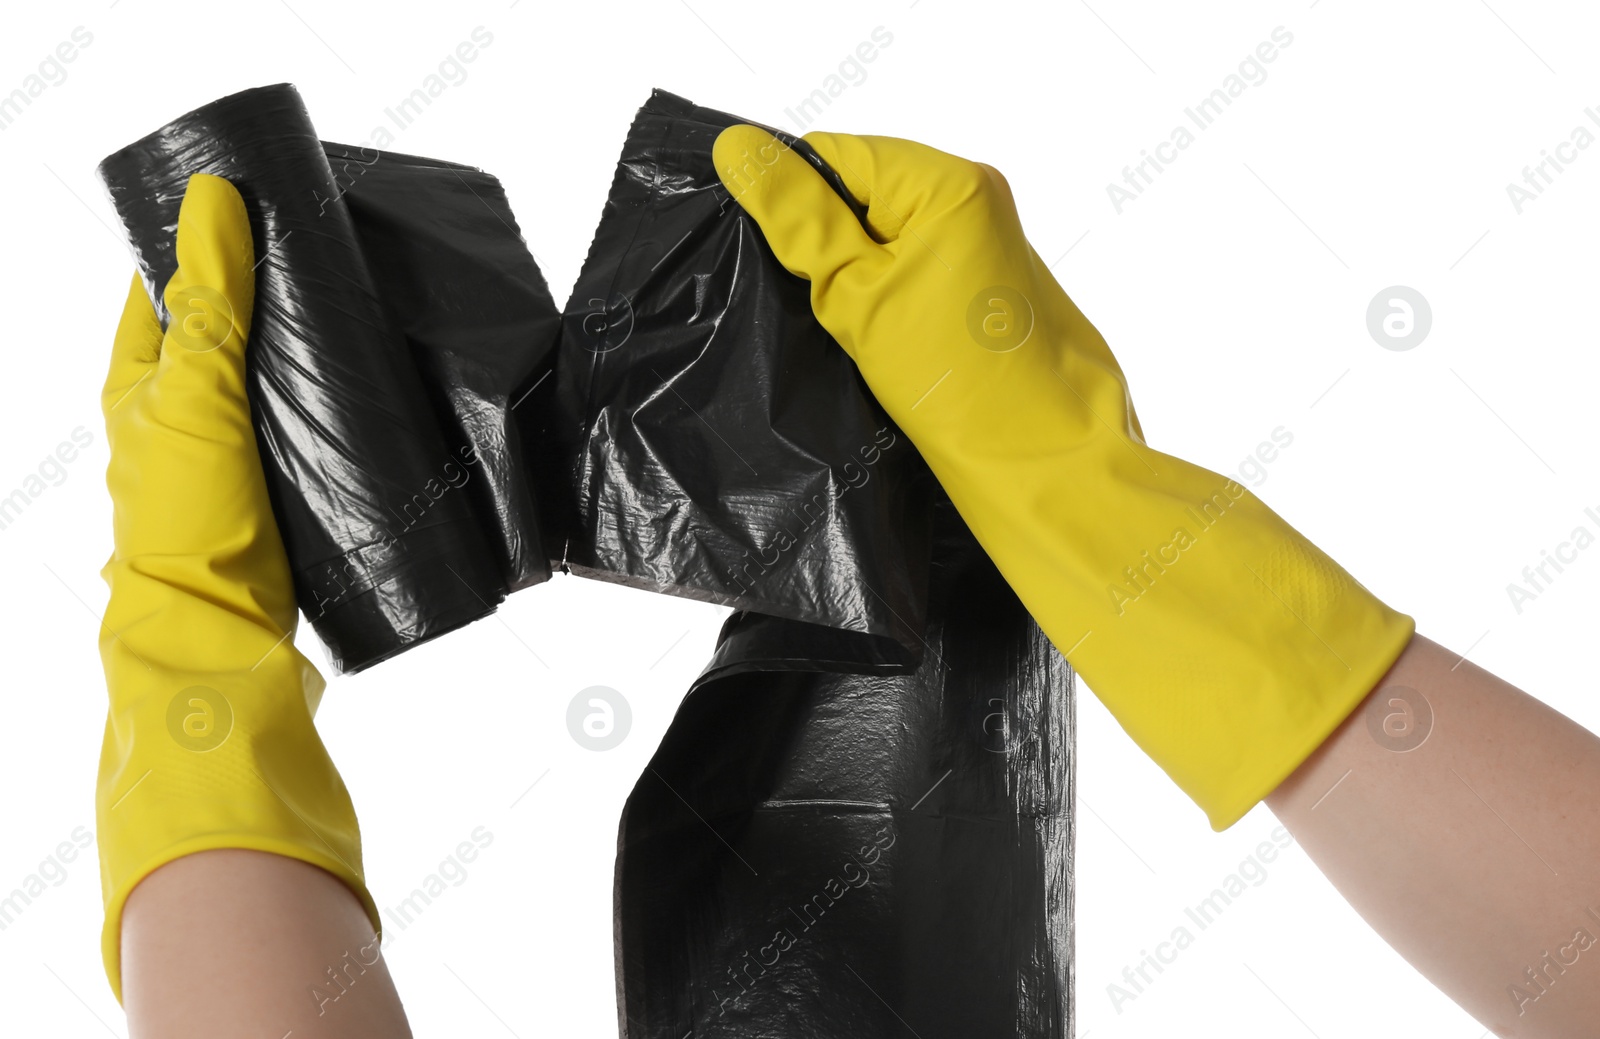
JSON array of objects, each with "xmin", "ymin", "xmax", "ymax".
[
  {"xmin": 156, "ymin": 174, "xmax": 256, "ymax": 426},
  {"xmin": 713, "ymin": 124, "xmax": 887, "ymax": 294},
  {"xmin": 801, "ymin": 132, "xmax": 987, "ymax": 246},
  {"xmin": 103, "ymin": 272, "xmax": 162, "ymax": 417}
]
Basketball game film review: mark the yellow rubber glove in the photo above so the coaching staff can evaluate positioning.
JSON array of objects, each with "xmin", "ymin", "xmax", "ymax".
[
  {"xmin": 96, "ymin": 173, "xmax": 379, "ymax": 1002},
  {"xmin": 714, "ymin": 127, "xmax": 1415, "ymax": 830}
]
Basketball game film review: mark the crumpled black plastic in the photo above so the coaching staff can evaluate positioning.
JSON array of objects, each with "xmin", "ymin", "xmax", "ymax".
[
  {"xmin": 100, "ymin": 84, "xmax": 931, "ymax": 675},
  {"xmin": 99, "ymin": 84, "xmax": 558, "ymax": 672},
  {"xmin": 615, "ymin": 494, "xmax": 1076, "ymax": 1038},
  {"xmin": 98, "ymin": 85, "xmax": 1074, "ymax": 1036},
  {"xmin": 526, "ymin": 90, "xmax": 933, "ymax": 671}
]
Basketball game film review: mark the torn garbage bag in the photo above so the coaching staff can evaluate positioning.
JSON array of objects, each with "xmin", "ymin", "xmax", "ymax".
[
  {"xmin": 98, "ymin": 83, "xmax": 560, "ymax": 673},
  {"xmin": 525, "ymin": 89, "xmax": 933, "ymax": 672},
  {"xmin": 615, "ymin": 494, "xmax": 1075, "ymax": 1038}
]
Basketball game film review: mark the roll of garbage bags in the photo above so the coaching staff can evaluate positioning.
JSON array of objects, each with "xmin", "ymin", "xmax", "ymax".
[
  {"xmin": 101, "ymin": 85, "xmax": 931, "ymax": 675},
  {"xmin": 100, "ymin": 83, "xmax": 558, "ymax": 672},
  {"xmin": 99, "ymin": 83, "xmax": 1075, "ymax": 1037}
]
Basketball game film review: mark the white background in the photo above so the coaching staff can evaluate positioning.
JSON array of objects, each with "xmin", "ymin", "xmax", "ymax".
[{"xmin": 1, "ymin": 0, "xmax": 1596, "ymax": 1036}]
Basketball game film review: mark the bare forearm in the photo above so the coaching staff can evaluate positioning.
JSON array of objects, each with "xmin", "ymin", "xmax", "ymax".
[
  {"xmin": 1267, "ymin": 633, "xmax": 1600, "ymax": 1035},
  {"xmin": 121, "ymin": 849, "xmax": 411, "ymax": 1039}
]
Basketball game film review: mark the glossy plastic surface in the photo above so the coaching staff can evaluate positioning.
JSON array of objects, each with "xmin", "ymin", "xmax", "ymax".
[
  {"xmin": 615, "ymin": 494, "xmax": 1075, "ymax": 1037},
  {"xmin": 97, "ymin": 85, "xmax": 1075, "ymax": 1033},
  {"xmin": 529, "ymin": 90, "xmax": 933, "ymax": 669},
  {"xmin": 100, "ymin": 85, "xmax": 931, "ymax": 674},
  {"xmin": 100, "ymin": 84, "xmax": 559, "ymax": 672}
]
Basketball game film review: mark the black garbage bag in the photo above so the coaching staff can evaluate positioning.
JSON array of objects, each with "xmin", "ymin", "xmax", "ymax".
[
  {"xmin": 98, "ymin": 83, "xmax": 560, "ymax": 672},
  {"xmin": 99, "ymin": 84, "xmax": 1076, "ymax": 1038},
  {"xmin": 100, "ymin": 84, "xmax": 931, "ymax": 675},
  {"xmin": 526, "ymin": 90, "xmax": 934, "ymax": 672},
  {"xmin": 614, "ymin": 495, "xmax": 1076, "ymax": 1038}
]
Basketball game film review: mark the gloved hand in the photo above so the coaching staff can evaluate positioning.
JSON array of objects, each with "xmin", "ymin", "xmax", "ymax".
[
  {"xmin": 714, "ymin": 127, "xmax": 1414, "ymax": 830},
  {"xmin": 96, "ymin": 173, "xmax": 379, "ymax": 1002}
]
